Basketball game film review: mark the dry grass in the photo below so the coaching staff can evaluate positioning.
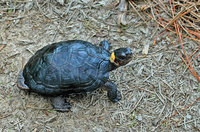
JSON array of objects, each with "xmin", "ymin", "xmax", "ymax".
[
  {"xmin": 0, "ymin": 0, "xmax": 199, "ymax": 131},
  {"xmin": 133, "ymin": 0, "xmax": 200, "ymax": 82}
]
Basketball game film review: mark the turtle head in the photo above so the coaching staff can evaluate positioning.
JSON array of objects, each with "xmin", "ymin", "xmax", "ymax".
[{"xmin": 110, "ymin": 48, "xmax": 132, "ymax": 67}]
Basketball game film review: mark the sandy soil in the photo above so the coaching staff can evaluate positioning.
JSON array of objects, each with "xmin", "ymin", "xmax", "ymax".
[{"xmin": 0, "ymin": 0, "xmax": 199, "ymax": 131}]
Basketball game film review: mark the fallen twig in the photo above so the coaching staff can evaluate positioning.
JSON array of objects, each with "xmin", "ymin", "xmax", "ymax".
[
  {"xmin": 0, "ymin": 44, "xmax": 6, "ymax": 51},
  {"xmin": 0, "ymin": 114, "xmax": 12, "ymax": 119},
  {"xmin": 129, "ymin": 0, "xmax": 146, "ymax": 22},
  {"xmin": 161, "ymin": 97, "xmax": 200, "ymax": 124},
  {"xmin": 141, "ymin": 0, "xmax": 200, "ymax": 82}
]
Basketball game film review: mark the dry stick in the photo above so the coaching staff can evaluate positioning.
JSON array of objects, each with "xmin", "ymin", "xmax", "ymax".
[
  {"xmin": 171, "ymin": 0, "xmax": 177, "ymax": 41},
  {"xmin": 145, "ymin": 2, "xmax": 196, "ymax": 57},
  {"xmin": 178, "ymin": 21, "xmax": 194, "ymax": 39},
  {"xmin": 0, "ymin": 44, "xmax": 6, "ymax": 51},
  {"xmin": 188, "ymin": 30, "xmax": 200, "ymax": 39},
  {"xmin": 35, "ymin": 0, "xmax": 50, "ymax": 19},
  {"xmin": 180, "ymin": 44, "xmax": 200, "ymax": 73},
  {"xmin": 152, "ymin": 28, "xmax": 171, "ymax": 45},
  {"xmin": 186, "ymin": 28, "xmax": 200, "ymax": 39},
  {"xmin": 161, "ymin": 98, "xmax": 200, "ymax": 124},
  {"xmin": 167, "ymin": 3, "xmax": 197, "ymax": 31},
  {"xmin": 170, "ymin": 2, "xmax": 200, "ymax": 82},
  {"xmin": 0, "ymin": 114, "xmax": 12, "ymax": 119},
  {"xmin": 190, "ymin": 11, "xmax": 200, "ymax": 20},
  {"xmin": 186, "ymin": 46, "xmax": 200, "ymax": 69},
  {"xmin": 143, "ymin": 6, "xmax": 200, "ymax": 42},
  {"xmin": 180, "ymin": 8, "xmax": 194, "ymax": 17},
  {"xmin": 145, "ymin": 11, "xmax": 200, "ymax": 42},
  {"xmin": 144, "ymin": 1, "xmax": 200, "ymax": 81},
  {"xmin": 147, "ymin": 2, "xmax": 173, "ymax": 45},
  {"xmin": 170, "ymin": 0, "xmax": 175, "ymax": 18},
  {"xmin": 179, "ymin": 52, "xmax": 200, "ymax": 82},
  {"xmin": 129, "ymin": 0, "xmax": 146, "ymax": 22},
  {"xmin": 179, "ymin": 10, "xmax": 197, "ymax": 80},
  {"xmin": 144, "ymin": 14, "xmax": 169, "ymax": 45},
  {"xmin": 191, "ymin": 53, "xmax": 200, "ymax": 64},
  {"xmin": 181, "ymin": 8, "xmax": 199, "ymax": 37},
  {"xmin": 176, "ymin": 32, "xmax": 200, "ymax": 42},
  {"xmin": 181, "ymin": 34, "xmax": 200, "ymax": 81},
  {"xmin": 0, "ymin": 16, "xmax": 25, "ymax": 22},
  {"xmin": 118, "ymin": 0, "xmax": 128, "ymax": 25},
  {"xmin": 26, "ymin": 105, "xmax": 54, "ymax": 111},
  {"xmin": 178, "ymin": 117, "xmax": 200, "ymax": 127},
  {"xmin": 143, "ymin": 11, "xmax": 165, "ymax": 28},
  {"xmin": 130, "ymin": 93, "xmax": 145, "ymax": 114},
  {"xmin": 189, "ymin": 46, "xmax": 200, "ymax": 60},
  {"xmin": 178, "ymin": 27, "xmax": 200, "ymax": 82},
  {"xmin": 156, "ymin": 0, "xmax": 172, "ymax": 17},
  {"xmin": 147, "ymin": 0, "xmax": 156, "ymax": 20},
  {"xmin": 181, "ymin": 16, "xmax": 200, "ymax": 30},
  {"xmin": 134, "ymin": 86, "xmax": 154, "ymax": 94},
  {"xmin": 182, "ymin": 17, "xmax": 200, "ymax": 31},
  {"xmin": 108, "ymin": 1, "xmax": 119, "ymax": 8},
  {"xmin": 165, "ymin": 6, "xmax": 186, "ymax": 28}
]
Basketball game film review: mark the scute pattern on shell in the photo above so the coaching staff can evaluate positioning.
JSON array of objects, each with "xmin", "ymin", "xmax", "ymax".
[{"xmin": 23, "ymin": 40, "xmax": 111, "ymax": 95}]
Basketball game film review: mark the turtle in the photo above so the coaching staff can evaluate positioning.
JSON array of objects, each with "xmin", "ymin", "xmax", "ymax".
[{"xmin": 17, "ymin": 40, "xmax": 132, "ymax": 112}]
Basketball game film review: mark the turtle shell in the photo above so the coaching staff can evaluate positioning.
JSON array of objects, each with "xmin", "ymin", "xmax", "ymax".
[{"xmin": 23, "ymin": 40, "xmax": 111, "ymax": 95}]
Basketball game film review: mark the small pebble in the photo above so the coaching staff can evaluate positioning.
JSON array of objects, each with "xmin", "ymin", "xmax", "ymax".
[
  {"xmin": 152, "ymin": 119, "xmax": 159, "ymax": 126},
  {"xmin": 113, "ymin": 36, "xmax": 118, "ymax": 40},
  {"xmin": 121, "ymin": 36, "xmax": 127, "ymax": 41},
  {"xmin": 186, "ymin": 114, "xmax": 192, "ymax": 119},
  {"xmin": 81, "ymin": 0, "xmax": 91, "ymax": 3},
  {"xmin": 10, "ymin": 82, "xmax": 15, "ymax": 86},
  {"xmin": 56, "ymin": 0, "xmax": 64, "ymax": 5},
  {"xmin": 4, "ymin": 69, "xmax": 9, "ymax": 74},
  {"xmin": 142, "ymin": 44, "xmax": 149, "ymax": 55},
  {"xmin": 24, "ymin": 1, "xmax": 34, "ymax": 11},
  {"xmin": 136, "ymin": 114, "xmax": 142, "ymax": 121},
  {"xmin": 131, "ymin": 97, "xmax": 136, "ymax": 102},
  {"xmin": 140, "ymin": 26, "xmax": 149, "ymax": 35},
  {"xmin": 127, "ymin": 39, "xmax": 133, "ymax": 44},
  {"xmin": 98, "ymin": 1, "xmax": 106, "ymax": 6}
]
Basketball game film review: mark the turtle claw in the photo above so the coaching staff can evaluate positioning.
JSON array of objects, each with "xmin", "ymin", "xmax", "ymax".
[
  {"xmin": 51, "ymin": 96, "xmax": 71, "ymax": 112},
  {"xmin": 109, "ymin": 90, "xmax": 121, "ymax": 103},
  {"xmin": 105, "ymin": 81, "xmax": 121, "ymax": 103},
  {"xmin": 53, "ymin": 102, "xmax": 71, "ymax": 112}
]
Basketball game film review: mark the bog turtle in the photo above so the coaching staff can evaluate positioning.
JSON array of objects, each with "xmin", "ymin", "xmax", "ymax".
[{"xmin": 17, "ymin": 40, "xmax": 132, "ymax": 112}]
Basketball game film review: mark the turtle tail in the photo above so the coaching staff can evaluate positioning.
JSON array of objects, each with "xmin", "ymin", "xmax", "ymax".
[{"xmin": 17, "ymin": 57, "xmax": 29, "ymax": 90}]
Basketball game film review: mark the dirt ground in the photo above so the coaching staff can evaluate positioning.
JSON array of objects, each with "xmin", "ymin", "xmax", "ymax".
[{"xmin": 0, "ymin": 0, "xmax": 199, "ymax": 131}]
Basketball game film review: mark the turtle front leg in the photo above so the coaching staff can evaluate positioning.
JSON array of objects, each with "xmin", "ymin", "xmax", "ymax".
[
  {"xmin": 99, "ymin": 40, "xmax": 110, "ymax": 50},
  {"xmin": 51, "ymin": 96, "xmax": 71, "ymax": 112},
  {"xmin": 104, "ymin": 81, "xmax": 121, "ymax": 102}
]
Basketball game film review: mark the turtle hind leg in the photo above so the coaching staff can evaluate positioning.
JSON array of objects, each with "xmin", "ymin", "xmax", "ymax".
[
  {"xmin": 17, "ymin": 70, "xmax": 29, "ymax": 90},
  {"xmin": 104, "ymin": 81, "xmax": 121, "ymax": 102},
  {"xmin": 51, "ymin": 96, "xmax": 71, "ymax": 112},
  {"xmin": 99, "ymin": 40, "xmax": 110, "ymax": 50}
]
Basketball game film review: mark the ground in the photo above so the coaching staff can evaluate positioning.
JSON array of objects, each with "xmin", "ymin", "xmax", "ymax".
[{"xmin": 0, "ymin": 0, "xmax": 199, "ymax": 131}]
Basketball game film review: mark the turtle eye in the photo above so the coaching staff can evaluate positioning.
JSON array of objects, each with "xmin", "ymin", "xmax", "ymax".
[{"xmin": 119, "ymin": 52, "xmax": 126, "ymax": 59}]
